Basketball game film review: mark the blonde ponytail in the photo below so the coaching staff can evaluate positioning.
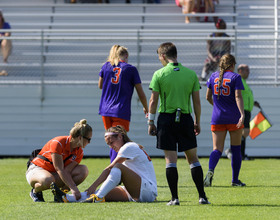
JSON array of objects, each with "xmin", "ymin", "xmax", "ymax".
[{"xmin": 106, "ymin": 45, "xmax": 129, "ymax": 66}]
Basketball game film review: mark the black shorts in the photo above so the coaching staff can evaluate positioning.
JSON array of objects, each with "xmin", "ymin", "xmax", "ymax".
[
  {"xmin": 156, "ymin": 112, "xmax": 197, "ymax": 152},
  {"xmin": 244, "ymin": 110, "xmax": 251, "ymax": 128}
]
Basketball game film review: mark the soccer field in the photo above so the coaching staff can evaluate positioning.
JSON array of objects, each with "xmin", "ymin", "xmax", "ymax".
[{"xmin": 0, "ymin": 158, "xmax": 279, "ymax": 220}]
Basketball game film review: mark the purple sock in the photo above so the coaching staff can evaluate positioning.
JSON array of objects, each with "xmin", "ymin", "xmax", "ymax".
[
  {"xmin": 231, "ymin": 145, "xmax": 242, "ymax": 183},
  {"xmin": 110, "ymin": 148, "xmax": 118, "ymax": 163},
  {"xmin": 209, "ymin": 150, "xmax": 222, "ymax": 171}
]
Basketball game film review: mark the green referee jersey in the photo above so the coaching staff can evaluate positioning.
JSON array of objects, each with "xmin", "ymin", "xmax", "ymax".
[
  {"xmin": 241, "ymin": 78, "xmax": 254, "ymax": 112},
  {"xmin": 149, "ymin": 62, "xmax": 201, "ymax": 114}
]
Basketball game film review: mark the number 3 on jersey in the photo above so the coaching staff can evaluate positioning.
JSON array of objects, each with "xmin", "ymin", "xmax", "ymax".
[
  {"xmin": 111, "ymin": 67, "xmax": 122, "ymax": 84},
  {"xmin": 214, "ymin": 78, "xmax": 231, "ymax": 96}
]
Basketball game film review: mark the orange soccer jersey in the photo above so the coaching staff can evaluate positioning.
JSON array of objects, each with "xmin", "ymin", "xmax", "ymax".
[{"xmin": 32, "ymin": 136, "xmax": 84, "ymax": 173}]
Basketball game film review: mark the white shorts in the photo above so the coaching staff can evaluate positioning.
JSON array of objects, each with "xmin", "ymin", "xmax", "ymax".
[
  {"xmin": 121, "ymin": 178, "xmax": 157, "ymax": 203},
  {"xmin": 25, "ymin": 163, "xmax": 44, "ymax": 185}
]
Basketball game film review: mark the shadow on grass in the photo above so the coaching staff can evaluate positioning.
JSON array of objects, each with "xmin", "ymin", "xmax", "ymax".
[
  {"xmin": 205, "ymin": 185, "xmax": 280, "ymax": 188},
  {"xmin": 157, "ymin": 185, "xmax": 280, "ymax": 188},
  {"xmin": 152, "ymin": 201, "xmax": 280, "ymax": 207},
  {"xmin": 214, "ymin": 204, "xmax": 280, "ymax": 207}
]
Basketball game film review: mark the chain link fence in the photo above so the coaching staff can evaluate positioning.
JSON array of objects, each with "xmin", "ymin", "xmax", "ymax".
[{"xmin": 0, "ymin": 29, "xmax": 279, "ymax": 86}]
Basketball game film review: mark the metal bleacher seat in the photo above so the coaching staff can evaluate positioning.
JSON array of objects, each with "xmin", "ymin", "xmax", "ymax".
[{"xmin": 0, "ymin": 0, "xmax": 238, "ymax": 81}]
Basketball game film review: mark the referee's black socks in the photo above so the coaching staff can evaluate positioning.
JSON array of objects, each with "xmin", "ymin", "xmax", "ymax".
[
  {"xmin": 191, "ymin": 164, "xmax": 206, "ymax": 199},
  {"xmin": 166, "ymin": 166, "xmax": 178, "ymax": 200}
]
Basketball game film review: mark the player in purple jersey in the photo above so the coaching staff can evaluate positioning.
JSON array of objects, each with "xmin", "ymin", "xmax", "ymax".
[
  {"xmin": 98, "ymin": 45, "xmax": 148, "ymax": 163},
  {"xmin": 204, "ymin": 54, "xmax": 246, "ymax": 187}
]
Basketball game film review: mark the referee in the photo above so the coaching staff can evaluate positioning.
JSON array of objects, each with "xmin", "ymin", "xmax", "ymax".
[{"xmin": 148, "ymin": 42, "xmax": 210, "ymax": 205}]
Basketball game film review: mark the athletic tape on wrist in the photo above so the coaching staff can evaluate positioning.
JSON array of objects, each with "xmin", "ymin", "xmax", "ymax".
[{"xmin": 148, "ymin": 113, "xmax": 156, "ymax": 120}]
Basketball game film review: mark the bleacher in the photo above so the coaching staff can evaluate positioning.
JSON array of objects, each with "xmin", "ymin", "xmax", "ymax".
[
  {"xmin": 0, "ymin": 0, "xmax": 239, "ymax": 82},
  {"xmin": 0, "ymin": 0, "xmax": 279, "ymax": 157}
]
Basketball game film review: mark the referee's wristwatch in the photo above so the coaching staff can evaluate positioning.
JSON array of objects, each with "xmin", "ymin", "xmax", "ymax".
[{"xmin": 147, "ymin": 120, "xmax": 154, "ymax": 125}]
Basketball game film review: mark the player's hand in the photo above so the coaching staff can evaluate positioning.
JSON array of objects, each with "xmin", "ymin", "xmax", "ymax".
[
  {"xmin": 194, "ymin": 123, "xmax": 201, "ymax": 135},
  {"xmin": 144, "ymin": 108, "xmax": 148, "ymax": 116},
  {"xmin": 254, "ymin": 101, "xmax": 261, "ymax": 109},
  {"xmin": 85, "ymin": 185, "xmax": 97, "ymax": 196},
  {"xmin": 71, "ymin": 188, "xmax": 81, "ymax": 201},
  {"xmin": 236, "ymin": 115, "xmax": 245, "ymax": 129},
  {"xmin": 212, "ymin": 57, "xmax": 217, "ymax": 62},
  {"xmin": 148, "ymin": 124, "xmax": 157, "ymax": 136}
]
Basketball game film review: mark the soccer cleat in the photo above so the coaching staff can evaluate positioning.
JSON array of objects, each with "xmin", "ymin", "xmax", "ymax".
[
  {"xmin": 80, "ymin": 194, "xmax": 105, "ymax": 203},
  {"xmin": 166, "ymin": 199, "xmax": 180, "ymax": 206},
  {"xmin": 231, "ymin": 180, "xmax": 246, "ymax": 187},
  {"xmin": 199, "ymin": 197, "xmax": 211, "ymax": 205},
  {"xmin": 54, "ymin": 189, "xmax": 69, "ymax": 202},
  {"xmin": 225, "ymin": 148, "xmax": 232, "ymax": 160},
  {"xmin": 30, "ymin": 188, "xmax": 45, "ymax": 202},
  {"xmin": 204, "ymin": 170, "xmax": 214, "ymax": 187},
  {"xmin": 50, "ymin": 182, "xmax": 69, "ymax": 203}
]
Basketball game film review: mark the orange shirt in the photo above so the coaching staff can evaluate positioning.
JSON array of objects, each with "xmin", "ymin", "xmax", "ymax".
[{"xmin": 32, "ymin": 136, "xmax": 84, "ymax": 173}]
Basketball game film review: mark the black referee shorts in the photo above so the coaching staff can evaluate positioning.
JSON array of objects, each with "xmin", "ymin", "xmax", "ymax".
[
  {"xmin": 244, "ymin": 110, "xmax": 251, "ymax": 128},
  {"xmin": 156, "ymin": 112, "xmax": 197, "ymax": 152}
]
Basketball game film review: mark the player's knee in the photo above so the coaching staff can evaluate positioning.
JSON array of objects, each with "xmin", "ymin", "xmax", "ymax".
[
  {"xmin": 113, "ymin": 163, "xmax": 125, "ymax": 170},
  {"xmin": 77, "ymin": 164, "xmax": 89, "ymax": 178},
  {"xmin": 40, "ymin": 175, "xmax": 55, "ymax": 189}
]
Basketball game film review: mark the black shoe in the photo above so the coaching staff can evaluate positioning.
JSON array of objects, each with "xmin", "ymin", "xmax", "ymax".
[
  {"xmin": 243, "ymin": 155, "xmax": 251, "ymax": 160},
  {"xmin": 30, "ymin": 188, "xmax": 45, "ymax": 202},
  {"xmin": 199, "ymin": 197, "xmax": 211, "ymax": 204},
  {"xmin": 50, "ymin": 182, "xmax": 68, "ymax": 203},
  {"xmin": 231, "ymin": 180, "xmax": 246, "ymax": 187}
]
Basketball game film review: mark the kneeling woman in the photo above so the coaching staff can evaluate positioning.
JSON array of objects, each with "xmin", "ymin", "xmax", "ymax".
[
  {"xmin": 26, "ymin": 119, "xmax": 92, "ymax": 202},
  {"xmin": 51, "ymin": 125, "xmax": 158, "ymax": 203}
]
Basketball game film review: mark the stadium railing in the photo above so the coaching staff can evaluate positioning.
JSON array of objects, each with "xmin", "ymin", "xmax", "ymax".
[{"xmin": 0, "ymin": 29, "xmax": 279, "ymax": 89}]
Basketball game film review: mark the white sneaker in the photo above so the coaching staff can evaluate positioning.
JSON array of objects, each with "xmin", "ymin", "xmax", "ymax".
[
  {"xmin": 167, "ymin": 199, "xmax": 180, "ymax": 206},
  {"xmin": 204, "ymin": 170, "xmax": 214, "ymax": 187},
  {"xmin": 225, "ymin": 148, "xmax": 232, "ymax": 160}
]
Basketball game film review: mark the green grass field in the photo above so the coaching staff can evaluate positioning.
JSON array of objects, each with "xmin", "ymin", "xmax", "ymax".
[{"xmin": 0, "ymin": 158, "xmax": 279, "ymax": 220}]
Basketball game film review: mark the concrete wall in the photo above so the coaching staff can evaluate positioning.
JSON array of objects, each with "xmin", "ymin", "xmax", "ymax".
[{"xmin": 0, "ymin": 84, "xmax": 279, "ymax": 157}]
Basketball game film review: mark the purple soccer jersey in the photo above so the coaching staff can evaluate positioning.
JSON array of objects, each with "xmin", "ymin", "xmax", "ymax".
[
  {"xmin": 0, "ymin": 22, "xmax": 11, "ymax": 35},
  {"xmin": 99, "ymin": 61, "xmax": 141, "ymax": 121},
  {"xmin": 206, "ymin": 71, "xmax": 244, "ymax": 125}
]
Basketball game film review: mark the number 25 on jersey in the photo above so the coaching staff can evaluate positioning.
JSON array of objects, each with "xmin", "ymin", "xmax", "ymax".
[{"xmin": 214, "ymin": 78, "xmax": 231, "ymax": 96}]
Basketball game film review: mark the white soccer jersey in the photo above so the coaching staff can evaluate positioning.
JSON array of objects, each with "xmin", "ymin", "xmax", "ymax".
[{"xmin": 117, "ymin": 142, "xmax": 157, "ymax": 195}]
